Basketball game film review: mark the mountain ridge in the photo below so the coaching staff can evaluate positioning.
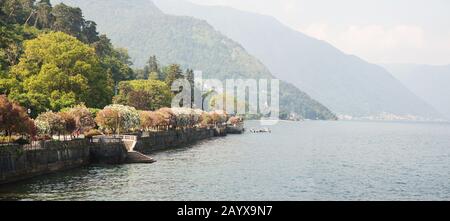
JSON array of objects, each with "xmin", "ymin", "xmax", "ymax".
[
  {"xmin": 383, "ymin": 63, "xmax": 450, "ymax": 120},
  {"xmin": 153, "ymin": 0, "xmax": 442, "ymax": 120},
  {"xmin": 52, "ymin": 0, "xmax": 336, "ymax": 120}
]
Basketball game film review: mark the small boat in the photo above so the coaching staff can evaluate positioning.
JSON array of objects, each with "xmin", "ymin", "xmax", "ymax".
[{"xmin": 250, "ymin": 128, "xmax": 271, "ymax": 133}]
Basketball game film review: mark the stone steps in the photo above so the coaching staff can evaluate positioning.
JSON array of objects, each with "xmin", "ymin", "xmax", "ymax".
[{"xmin": 125, "ymin": 151, "xmax": 156, "ymax": 164}]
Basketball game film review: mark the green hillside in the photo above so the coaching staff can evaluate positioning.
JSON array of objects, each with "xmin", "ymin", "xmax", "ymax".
[{"xmin": 53, "ymin": 0, "xmax": 336, "ymax": 120}]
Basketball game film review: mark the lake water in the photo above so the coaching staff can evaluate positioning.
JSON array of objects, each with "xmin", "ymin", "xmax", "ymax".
[{"xmin": 1, "ymin": 120, "xmax": 449, "ymax": 201}]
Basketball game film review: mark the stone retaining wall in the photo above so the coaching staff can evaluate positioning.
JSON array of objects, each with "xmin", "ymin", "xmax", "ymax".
[
  {"xmin": 134, "ymin": 128, "xmax": 215, "ymax": 154},
  {"xmin": 0, "ymin": 140, "xmax": 127, "ymax": 185},
  {"xmin": 0, "ymin": 127, "xmax": 232, "ymax": 185}
]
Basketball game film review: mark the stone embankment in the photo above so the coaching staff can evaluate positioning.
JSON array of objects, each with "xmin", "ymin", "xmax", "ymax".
[{"xmin": 1, "ymin": 126, "xmax": 239, "ymax": 185}]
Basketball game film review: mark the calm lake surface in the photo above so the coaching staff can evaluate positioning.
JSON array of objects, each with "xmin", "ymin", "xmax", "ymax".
[{"xmin": 1, "ymin": 120, "xmax": 449, "ymax": 201}]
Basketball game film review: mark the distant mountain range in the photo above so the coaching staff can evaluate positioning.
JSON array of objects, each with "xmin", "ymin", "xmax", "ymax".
[
  {"xmin": 383, "ymin": 64, "xmax": 450, "ymax": 120},
  {"xmin": 153, "ymin": 0, "xmax": 443, "ymax": 120},
  {"xmin": 53, "ymin": 0, "xmax": 336, "ymax": 120}
]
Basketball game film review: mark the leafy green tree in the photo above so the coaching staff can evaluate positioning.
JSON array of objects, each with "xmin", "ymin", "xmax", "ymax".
[
  {"xmin": 91, "ymin": 35, "xmax": 112, "ymax": 57},
  {"xmin": 163, "ymin": 64, "xmax": 183, "ymax": 88},
  {"xmin": 51, "ymin": 3, "xmax": 84, "ymax": 39},
  {"xmin": 7, "ymin": 92, "xmax": 49, "ymax": 118},
  {"xmin": 9, "ymin": 32, "xmax": 113, "ymax": 113},
  {"xmin": 81, "ymin": 20, "xmax": 100, "ymax": 43},
  {"xmin": 0, "ymin": 24, "xmax": 40, "ymax": 69},
  {"xmin": 105, "ymin": 48, "xmax": 134, "ymax": 89},
  {"xmin": 141, "ymin": 55, "xmax": 161, "ymax": 80},
  {"xmin": 142, "ymin": 55, "xmax": 161, "ymax": 79},
  {"xmin": 113, "ymin": 80, "xmax": 172, "ymax": 111},
  {"xmin": 51, "ymin": 3, "xmax": 100, "ymax": 44},
  {"xmin": 1, "ymin": 0, "xmax": 34, "ymax": 25},
  {"xmin": 92, "ymin": 35, "xmax": 134, "ymax": 91}
]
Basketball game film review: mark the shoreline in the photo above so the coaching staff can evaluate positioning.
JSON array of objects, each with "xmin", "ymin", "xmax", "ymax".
[{"xmin": 0, "ymin": 126, "xmax": 240, "ymax": 185}]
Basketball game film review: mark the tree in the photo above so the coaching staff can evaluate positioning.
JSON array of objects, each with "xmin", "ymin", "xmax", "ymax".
[
  {"xmin": 0, "ymin": 2, "xmax": 6, "ymax": 23},
  {"xmin": 9, "ymin": 32, "xmax": 113, "ymax": 113},
  {"xmin": 0, "ymin": 95, "xmax": 36, "ymax": 139},
  {"xmin": 140, "ymin": 111, "xmax": 159, "ymax": 131},
  {"xmin": 7, "ymin": 92, "xmax": 49, "ymax": 118},
  {"xmin": 95, "ymin": 107, "xmax": 119, "ymax": 134},
  {"xmin": 34, "ymin": 0, "xmax": 53, "ymax": 29},
  {"xmin": 143, "ymin": 55, "xmax": 161, "ymax": 80},
  {"xmin": 95, "ymin": 104, "xmax": 140, "ymax": 134},
  {"xmin": 1, "ymin": 0, "xmax": 34, "ymax": 24},
  {"xmin": 104, "ymin": 48, "xmax": 134, "ymax": 90},
  {"xmin": 58, "ymin": 112, "xmax": 77, "ymax": 137},
  {"xmin": 113, "ymin": 80, "xmax": 172, "ymax": 111},
  {"xmin": 0, "ymin": 24, "xmax": 40, "ymax": 69},
  {"xmin": 51, "ymin": 3, "xmax": 84, "ymax": 40},
  {"xmin": 65, "ymin": 104, "xmax": 96, "ymax": 133},
  {"xmin": 81, "ymin": 20, "xmax": 100, "ymax": 43},
  {"xmin": 92, "ymin": 35, "xmax": 113, "ymax": 57},
  {"xmin": 185, "ymin": 68, "xmax": 195, "ymax": 107},
  {"xmin": 147, "ymin": 55, "xmax": 160, "ymax": 73},
  {"xmin": 185, "ymin": 69, "xmax": 195, "ymax": 86},
  {"xmin": 92, "ymin": 35, "xmax": 134, "ymax": 91},
  {"xmin": 155, "ymin": 108, "xmax": 176, "ymax": 129},
  {"xmin": 163, "ymin": 64, "xmax": 183, "ymax": 87},
  {"xmin": 35, "ymin": 111, "xmax": 65, "ymax": 137}
]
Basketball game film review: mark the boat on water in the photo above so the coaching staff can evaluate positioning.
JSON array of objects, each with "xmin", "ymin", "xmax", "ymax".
[{"xmin": 249, "ymin": 128, "xmax": 271, "ymax": 133}]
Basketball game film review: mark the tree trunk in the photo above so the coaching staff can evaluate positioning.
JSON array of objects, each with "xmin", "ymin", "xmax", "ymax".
[
  {"xmin": 34, "ymin": 16, "xmax": 39, "ymax": 27},
  {"xmin": 24, "ymin": 11, "xmax": 35, "ymax": 25},
  {"xmin": 8, "ymin": 8, "xmax": 15, "ymax": 18}
]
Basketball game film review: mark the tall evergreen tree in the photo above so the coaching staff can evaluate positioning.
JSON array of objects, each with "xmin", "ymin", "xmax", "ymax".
[
  {"xmin": 92, "ymin": 35, "xmax": 113, "ymax": 57},
  {"xmin": 1, "ymin": 0, "xmax": 34, "ymax": 24},
  {"xmin": 51, "ymin": 3, "xmax": 84, "ymax": 40},
  {"xmin": 163, "ymin": 64, "xmax": 183, "ymax": 88},
  {"xmin": 147, "ymin": 55, "xmax": 159, "ymax": 73},
  {"xmin": 82, "ymin": 20, "xmax": 100, "ymax": 43},
  {"xmin": 34, "ymin": 0, "xmax": 53, "ymax": 29},
  {"xmin": 143, "ymin": 55, "xmax": 160, "ymax": 80},
  {"xmin": 185, "ymin": 69, "xmax": 195, "ymax": 107}
]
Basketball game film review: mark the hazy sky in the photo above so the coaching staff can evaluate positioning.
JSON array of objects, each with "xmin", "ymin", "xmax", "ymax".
[{"xmin": 189, "ymin": 0, "xmax": 450, "ymax": 65}]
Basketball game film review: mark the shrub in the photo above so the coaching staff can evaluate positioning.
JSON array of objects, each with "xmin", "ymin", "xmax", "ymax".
[
  {"xmin": 140, "ymin": 111, "xmax": 159, "ymax": 131},
  {"xmin": 65, "ymin": 104, "xmax": 96, "ymax": 133},
  {"xmin": 0, "ymin": 95, "xmax": 36, "ymax": 138},
  {"xmin": 36, "ymin": 111, "xmax": 65, "ymax": 136},
  {"xmin": 95, "ymin": 104, "xmax": 140, "ymax": 134},
  {"xmin": 155, "ymin": 108, "xmax": 176, "ymax": 128},
  {"xmin": 58, "ymin": 112, "xmax": 77, "ymax": 135}
]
